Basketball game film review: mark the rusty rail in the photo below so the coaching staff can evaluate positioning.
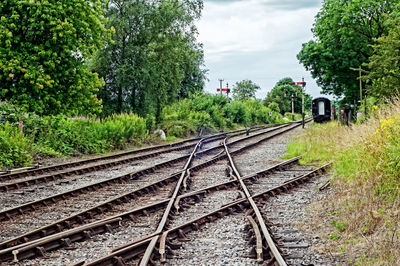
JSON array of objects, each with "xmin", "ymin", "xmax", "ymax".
[
  {"xmin": 0, "ymin": 125, "xmax": 273, "ymax": 183},
  {"xmin": 0, "ymin": 133, "xmax": 232, "ymax": 192},
  {"xmin": 0, "ymin": 123, "xmax": 293, "ymax": 222},
  {"xmin": 223, "ymin": 136, "xmax": 288, "ymax": 265},
  {"xmin": 0, "ymin": 122, "xmax": 304, "ymax": 262},
  {"xmin": 0, "ymin": 156, "xmax": 300, "ymax": 251},
  {"xmin": 76, "ymin": 163, "xmax": 331, "ymax": 266}
]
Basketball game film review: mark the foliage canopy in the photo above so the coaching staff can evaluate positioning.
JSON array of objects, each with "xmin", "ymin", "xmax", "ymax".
[
  {"xmin": 232, "ymin": 79, "xmax": 260, "ymax": 100},
  {"xmin": 93, "ymin": 0, "xmax": 206, "ymax": 120},
  {"xmin": 264, "ymin": 78, "xmax": 312, "ymax": 115},
  {"xmin": 367, "ymin": 5, "xmax": 400, "ymax": 98},
  {"xmin": 0, "ymin": 0, "xmax": 109, "ymax": 115},
  {"xmin": 298, "ymin": 0, "xmax": 395, "ymax": 104}
]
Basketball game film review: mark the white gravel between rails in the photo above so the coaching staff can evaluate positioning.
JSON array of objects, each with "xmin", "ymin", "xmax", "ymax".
[
  {"xmin": 168, "ymin": 190, "xmax": 242, "ymax": 229},
  {"xmin": 246, "ymin": 166, "xmax": 314, "ymax": 195},
  {"xmin": 0, "ymin": 153, "xmax": 186, "ymax": 212},
  {"xmin": 261, "ymin": 175, "xmax": 346, "ymax": 265},
  {"xmin": 187, "ymin": 159, "xmax": 233, "ymax": 192},
  {"xmin": 16, "ymin": 211, "xmax": 164, "ymax": 266},
  {"xmin": 233, "ymin": 126, "xmax": 303, "ymax": 176},
  {"xmin": 0, "ymin": 166, "xmax": 180, "ymax": 242},
  {"xmin": 164, "ymin": 214, "xmax": 258, "ymax": 266}
]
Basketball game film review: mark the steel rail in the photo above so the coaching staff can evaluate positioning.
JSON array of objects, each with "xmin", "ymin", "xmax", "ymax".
[
  {"xmin": 138, "ymin": 121, "xmax": 301, "ymax": 265},
  {"xmin": 138, "ymin": 135, "xmax": 205, "ymax": 266},
  {"xmin": 0, "ymin": 123, "xmax": 292, "ymax": 222},
  {"xmin": 0, "ymin": 132, "xmax": 233, "ymax": 192},
  {"xmin": 0, "ymin": 124, "xmax": 277, "ymax": 191},
  {"xmin": 0, "ymin": 135, "xmax": 211, "ymax": 263},
  {"xmin": 223, "ymin": 136, "xmax": 287, "ymax": 265},
  {"xmin": 121, "ymin": 122, "xmax": 303, "ymax": 265},
  {"xmin": 0, "ymin": 125, "xmax": 273, "ymax": 182},
  {"xmin": 0, "ymin": 137, "xmax": 203, "ymax": 183},
  {"xmin": 75, "ymin": 163, "xmax": 331, "ymax": 266},
  {"xmin": 0, "ymin": 156, "xmax": 300, "ymax": 252}
]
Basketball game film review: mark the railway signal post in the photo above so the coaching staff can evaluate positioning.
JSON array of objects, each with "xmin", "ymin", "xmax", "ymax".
[
  {"xmin": 292, "ymin": 79, "xmax": 307, "ymax": 128},
  {"xmin": 216, "ymin": 82, "xmax": 230, "ymax": 97},
  {"xmin": 291, "ymin": 94, "xmax": 294, "ymax": 121},
  {"xmin": 218, "ymin": 79, "xmax": 224, "ymax": 96}
]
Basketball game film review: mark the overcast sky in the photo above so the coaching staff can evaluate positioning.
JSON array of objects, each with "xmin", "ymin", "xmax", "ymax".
[{"xmin": 197, "ymin": 0, "xmax": 328, "ymax": 99}]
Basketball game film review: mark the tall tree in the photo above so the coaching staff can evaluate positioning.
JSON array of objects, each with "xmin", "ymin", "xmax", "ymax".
[
  {"xmin": 0, "ymin": 0, "xmax": 109, "ymax": 115},
  {"xmin": 232, "ymin": 79, "xmax": 260, "ymax": 100},
  {"xmin": 264, "ymin": 78, "xmax": 312, "ymax": 114},
  {"xmin": 298, "ymin": 0, "xmax": 395, "ymax": 104},
  {"xmin": 367, "ymin": 5, "xmax": 400, "ymax": 98},
  {"xmin": 93, "ymin": 0, "xmax": 206, "ymax": 118}
]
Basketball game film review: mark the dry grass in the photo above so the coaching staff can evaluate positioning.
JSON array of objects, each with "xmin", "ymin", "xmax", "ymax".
[{"xmin": 284, "ymin": 98, "xmax": 400, "ymax": 265}]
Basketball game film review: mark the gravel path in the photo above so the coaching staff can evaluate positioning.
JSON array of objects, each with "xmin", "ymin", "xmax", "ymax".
[
  {"xmin": 234, "ymin": 126, "xmax": 302, "ymax": 176},
  {"xmin": 169, "ymin": 189, "xmax": 242, "ymax": 228}
]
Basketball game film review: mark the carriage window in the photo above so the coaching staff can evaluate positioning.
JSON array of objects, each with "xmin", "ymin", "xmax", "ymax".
[{"xmin": 318, "ymin": 101, "xmax": 325, "ymax": 115}]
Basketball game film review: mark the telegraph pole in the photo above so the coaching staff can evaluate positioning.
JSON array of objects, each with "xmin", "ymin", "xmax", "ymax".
[
  {"xmin": 350, "ymin": 67, "xmax": 367, "ymax": 116},
  {"xmin": 219, "ymin": 79, "xmax": 224, "ymax": 96},
  {"xmin": 302, "ymin": 77, "xmax": 305, "ymax": 128}
]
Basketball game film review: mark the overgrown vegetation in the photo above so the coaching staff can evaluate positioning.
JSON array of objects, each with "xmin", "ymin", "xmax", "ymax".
[
  {"xmin": 0, "ymin": 102, "xmax": 148, "ymax": 169},
  {"xmin": 161, "ymin": 93, "xmax": 285, "ymax": 138},
  {"xmin": 283, "ymin": 100, "xmax": 400, "ymax": 264},
  {"xmin": 264, "ymin": 77, "xmax": 312, "ymax": 115},
  {"xmin": 0, "ymin": 95, "xmax": 286, "ymax": 169}
]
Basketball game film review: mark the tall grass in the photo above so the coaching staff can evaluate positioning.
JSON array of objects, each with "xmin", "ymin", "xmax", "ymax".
[
  {"xmin": 0, "ymin": 111, "xmax": 148, "ymax": 169},
  {"xmin": 0, "ymin": 123, "xmax": 33, "ymax": 168},
  {"xmin": 284, "ymin": 98, "xmax": 400, "ymax": 264},
  {"xmin": 25, "ymin": 113, "xmax": 148, "ymax": 155}
]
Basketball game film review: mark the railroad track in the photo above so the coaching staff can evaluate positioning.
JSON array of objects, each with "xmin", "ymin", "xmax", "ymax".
[
  {"xmin": 0, "ymin": 125, "xmax": 284, "ymax": 213},
  {"xmin": 0, "ymin": 128, "xmax": 249, "ymax": 192},
  {"xmin": 0, "ymin": 120, "xmax": 327, "ymax": 265},
  {"xmin": 0, "ymin": 123, "xmax": 298, "ymax": 247}
]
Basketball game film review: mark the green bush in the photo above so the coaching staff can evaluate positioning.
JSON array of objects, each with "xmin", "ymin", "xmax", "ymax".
[
  {"xmin": 0, "ymin": 95, "xmax": 285, "ymax": 168},
  {"xmin": 0, "ymin": 123, "xmax": 33, "ymax": 168},
  {"xmin": 27, "ymin": 113, "xmax": 148, "ymax": 155},
  {"xmin": 161, "ymin": 93, "xmax": 284, "ymax": 137}
]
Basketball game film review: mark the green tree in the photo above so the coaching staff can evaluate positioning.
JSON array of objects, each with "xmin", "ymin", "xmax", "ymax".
[
  {"xmin": 0, "ymin": 0, "xmax": 109, "ymax": 115},
  {"xmin": 93, "ymin": 0, "xmax": 206, "ymax": 119},
  {"xmin": 268, "ymin": 102, "xmax": 280, "ymax": 113},
  {"xmin": 367, "ymin": 5, "xmax": 400, "ymax": 98},
  {"xmin": 264, "ymin": 78, "xmax": 312, "ymax": 114},
  {"xmin": 298, "ymin": 0, "xmax": 395, "ymax": 104},
  {"xmin": 232, "ymin": 79, "xmax": 260, "ymax": 100}
]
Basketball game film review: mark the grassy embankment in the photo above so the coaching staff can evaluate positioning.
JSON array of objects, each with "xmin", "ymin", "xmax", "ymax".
[
  {"xmin": 0, "ymin": 94, "xmax": 289, "ymax": 170},
  {"xmin": 283, "ymin": 100, "xmax": 400, "ymax": 264}
]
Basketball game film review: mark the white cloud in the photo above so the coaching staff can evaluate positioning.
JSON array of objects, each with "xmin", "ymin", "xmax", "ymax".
[{"xmin": 198, "ymin": 0, "xmax": 328, "ymax": 99}]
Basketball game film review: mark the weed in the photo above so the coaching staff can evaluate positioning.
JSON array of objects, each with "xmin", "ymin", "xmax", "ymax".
[
  {"xmin": 283, "ymin": 97, "xmax": 400, "ymax": 264},
  {"xmin": 328, "ymin": 232, "xmax": 341, "ymax": 239},
  {"xmin": 332, "ymin": 219, "xmax": 347, "ymax": 231}
]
